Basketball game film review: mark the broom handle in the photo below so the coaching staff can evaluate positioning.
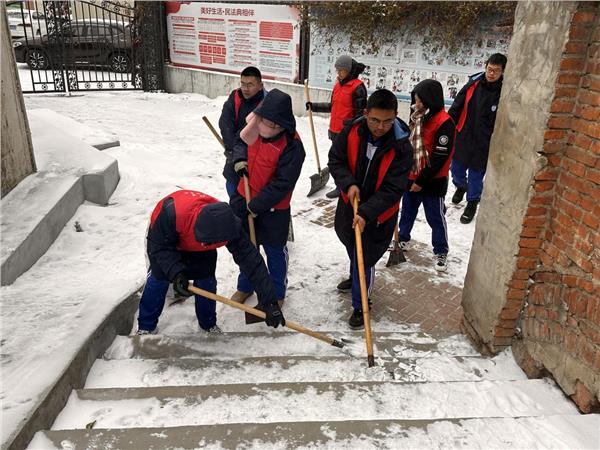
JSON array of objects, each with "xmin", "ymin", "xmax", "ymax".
[
  {"xmin": 304, "ymin": 79, "xmax": 322, "ymax": 172},
  {"xmin": 202, "ymin": 116, "xmax": 256, "ymax": 246},
  {"xmin": 188, "ymin": 285, "xmax": 340, "ymax": 347},
  {"xmin": 353, "ymin": 197, "xmax": 375, "ymax": 367}
]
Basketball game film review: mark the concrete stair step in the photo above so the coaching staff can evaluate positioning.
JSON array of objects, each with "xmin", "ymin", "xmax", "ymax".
[
  {"xmin": 85, "ymin": 353, "xmax": 527, "ymax": 388},
  {"xmin": 104, "ymin": 331, "xmax": 480, "ymax": 361},
  {"xmin": 31, "ymin": 415, "xmax": 600, "ymax": 450},
  {"xmin": 51, "ymin": 379, "xmax": 579, "ymax": 430}
]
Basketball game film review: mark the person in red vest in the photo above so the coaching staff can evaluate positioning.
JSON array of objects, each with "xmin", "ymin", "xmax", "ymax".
[
  {"xmin": 136, "ymin": 190, "xmax": 284, "ymax": 335},
  {"xmin": 229, "ymin": 89, "xmax": 305, "ymax": 305},
  {"xmin": 307, "ymin": 55, "xmax": 367, "ymax": 198},
  {"xmin": 219, "ymin": 66, "xmax": 267, "ymax": 197},
  {"xmin": 398, "ymin": 79, "xmax": 456, "ymax": 272},
  {"xmin": 448, "ymin": 53, "xmax": 507, "ymax": 224},
  {"xmin": 328, "ymin": 89, "xmax": 412, "ymax": 329}
]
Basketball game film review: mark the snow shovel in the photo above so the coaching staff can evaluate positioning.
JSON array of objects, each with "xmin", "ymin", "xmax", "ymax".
[
  {"xmin": 304, "ymin": 79, "xmax": 330, "ymax": 197},
  {"xmin": 353, "ymin": 197, "xmax": 375, "ymax": 367},
  {"xmin": 202, "ymin": 116, "xmax": 256, "ymax": 245},
  {"xmin": 188, "ymin": 284, "xmax": 345, "ymax": 348},
  {"xmin": 387, "ymin": 225, "xmax": 406, "ymax": 267}
]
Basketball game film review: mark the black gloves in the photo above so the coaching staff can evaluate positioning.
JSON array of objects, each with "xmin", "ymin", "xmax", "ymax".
[
  {"xmin": 305, "ymin": 101, "xmax": 313, "ymax": 111},
  {"xmin": 173, "ymin": 273, "xmax": 191, "ymax": 297},
  {"xmin": 262, "ymin": 302, "xmax": 285, "ymax": 328},
  {"xmin": 234, "ymin": 160, "xmax": 249, "ymax": 178}
]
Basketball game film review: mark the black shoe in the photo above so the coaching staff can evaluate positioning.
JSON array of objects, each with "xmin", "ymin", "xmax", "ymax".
[
  {"xmin": 337, "ymin": 278, "xmax": 352, "ymax": 292},
  {"xmin": 460, "ymin": 201, "xmax": 478, "ymax": 224},
  {"xmin": 452, "ymin": 186, "xmax": 467, "ymax": 204},
  {"xmin": 326, "ymin": 188, "xmax": 340, "ymax": 199},
  {"xmin": 348, "ymin": 309, "xmax": 364, "ymax": 329}
]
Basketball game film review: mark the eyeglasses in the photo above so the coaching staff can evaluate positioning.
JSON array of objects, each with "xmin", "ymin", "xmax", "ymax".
[
  {"xmin": 241, "ymin": 81, "xmax": 257, "ymax": 89},
  {"xmin": 367, "ymin": 117, "xmax": 396, "ymax": 127},
  {"xmin": 485, "ymin": 66, "xmax": 503, "ymax": 75}
]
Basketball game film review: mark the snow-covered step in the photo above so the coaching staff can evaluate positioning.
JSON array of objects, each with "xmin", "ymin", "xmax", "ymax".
[
  {"xmin": 52, "ymin": 379, "xmax": 579, "ymax": 430},
  {"xmin": 85, "ymin": 352, "xmax": 526, "ymax": 388},
  {"xmin": 31, "ymin": 414, "xmax": 600, "ymax": 450},
  {"xmin": 104, "ymin": 331, "xmax": 480, "ymax": 361}
]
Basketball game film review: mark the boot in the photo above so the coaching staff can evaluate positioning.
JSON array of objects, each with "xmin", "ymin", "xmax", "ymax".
[
  {"xmin": 348, "ymin": 309, "xmax": 364, "ymax": 329},
  {"xmin": 452, "ymin": 186, "xmax": 467, "ymax": 204},
  {"xmin": 460, "ymin": 201, "xmax": 478, "ymax": 224},
  {"xmin": 231, "ymin": 290, "xmax": 253, "ymax": 303}
]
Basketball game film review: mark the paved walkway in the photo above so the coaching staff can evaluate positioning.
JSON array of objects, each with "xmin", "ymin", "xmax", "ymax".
[{"xmin": 298, "ymin": 197, "xmax": 464, "ymax": 336}]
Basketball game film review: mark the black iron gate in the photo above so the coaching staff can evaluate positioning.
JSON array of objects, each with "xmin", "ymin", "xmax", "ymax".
[{"xmin": 9, "ymin": 0, "xmax": 165, "ymax": 93}]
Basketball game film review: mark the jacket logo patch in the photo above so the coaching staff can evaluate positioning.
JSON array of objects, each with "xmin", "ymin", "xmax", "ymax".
[
  {"xmin": 438, "ymin": 135, "xmax": 449, "ymax": 145},
  {"xmin": 491, "ymin": 105, "xmax": 498, "ymax": 112}
]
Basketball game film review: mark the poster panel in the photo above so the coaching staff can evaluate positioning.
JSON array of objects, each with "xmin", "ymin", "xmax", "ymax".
[
  {"xmin": 166, "ymin": 1, "xmax": 301, "ymax": 82},
  {"xmin": 308, "ymin": 29, "xmax": 510, "ymax": 102}
]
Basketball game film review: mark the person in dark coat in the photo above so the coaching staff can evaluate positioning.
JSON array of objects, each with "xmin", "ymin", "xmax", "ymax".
[
  {"xmin": 137, "ymin": 190, "xmax": 284, "ymax": 335},
  {"xmin": 306, "ymin": 55, "xmax": 368, "ymax": 198},
  {"xmin": 229, "ymin": 89, "xmax": 305, "ymax": 305},
  {"xmin": 219, "ymin": 66, "xmax": 266, "ymax": 197},
  {"xmin": 398, "ymin": 79, "xmax": 456, "ymax": 272},
  {"xmin": 328, "ymin": 89, "xmax": 412, "ymax": 329},
  {"xmin": 448, "ymin": 53, "xmax": 507, "ymax": 223}
]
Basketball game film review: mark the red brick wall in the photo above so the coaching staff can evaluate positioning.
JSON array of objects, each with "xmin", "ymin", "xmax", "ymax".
[{"xmin": 502, "ymin": 3, "xmax": 600, "ymax": 413}]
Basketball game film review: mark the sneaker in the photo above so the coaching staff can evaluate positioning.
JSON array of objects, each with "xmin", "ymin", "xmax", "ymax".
[
  {"xmin": 399, "ymin": 241, "xmax": 410, "ymax": 251},
  {"xmin": 435, "ymin": 254, "xmax": 448, "ymax": 272},
  {"xmin": 337, "ymin": 278, "xmax": 352, "ymax": 292},
  {"xmin": 348, "ymin": 309, "xmax": 364, "ymax": 329},
  {"xmin": 231, "ymin": 290, "xmax": 253, "ymax": 303},
  {"xmin": 135, "ymin": 328, "xmax": 157, "ymax": 336},
  {"xmin": 460, "ymin": 201, "xmax": 478, "ymax": 224},
  {"xmin": 202, "ymin": 325, "xmax": 223, "ymax": 334},
  {"xmin": 452, "ymin": 186, "xmax": 467, "ymax": 204},
  {"xmin": 325, "ymin": 188, "xmax": 340, "ymax": 199}
]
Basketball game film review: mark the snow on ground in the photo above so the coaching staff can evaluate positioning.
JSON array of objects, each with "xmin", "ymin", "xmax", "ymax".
[{"xmin": 0, "ymin": 89, "xmax": 481, "ymax": 444}]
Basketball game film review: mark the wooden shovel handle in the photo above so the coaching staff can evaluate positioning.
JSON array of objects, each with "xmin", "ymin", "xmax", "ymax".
[
  {"xmin": 352, "ymin": 197, "xmax": 375, "ymax": 366},
  {"xmin": 304, "ymin": 79, "xmax": 322, "ymax": 172},
  {"xmin": 188, "ymin": 285, "xmax": 343, "ymax": 348}
]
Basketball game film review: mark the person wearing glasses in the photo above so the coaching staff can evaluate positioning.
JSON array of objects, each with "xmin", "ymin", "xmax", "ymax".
[
  {"xmin": 219, "ymin": 66, "xmax": 267, "ymax": 197},
  {"xmin": 398, "ymin": 79, "xmax": 456, "ymax": 272},
  {"xmin": 448, "ymin": 53, "xmax": 507, "ymax": 224},
  {"xmin": 229, "ymin": 89, "xmax": 306, "ymax": 307},
  {"xmin": 328, "ymin": 89, "xmax": 412, "ymax": 329},
  {"xmin": 306, "ymin": 55, "xmax": 368, "ymax": 198}
]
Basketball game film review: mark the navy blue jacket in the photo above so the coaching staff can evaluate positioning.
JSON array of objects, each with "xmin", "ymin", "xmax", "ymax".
[
  {"xmin": 329, "ymin": 116, "xmax": 412, "ymax": 267},
  {"xmin": 147, "ymin": 197, "xmax": 277, "ymax": 306},
  {"xmin": 219, "ymin": 88, "xmax": 266, "ymax": 184},
  {"xmin": 448, "ymin": 72, "xmax": 503, "ymax": 170},
  {"xmin": 230, "ymin": 89, "xmax": 305, "ymax": 246}
]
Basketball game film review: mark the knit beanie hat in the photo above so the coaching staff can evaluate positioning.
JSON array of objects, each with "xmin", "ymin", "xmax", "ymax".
[{"xmin": 334, "ymin": 55, "xmax": 353, "ymax": 72}]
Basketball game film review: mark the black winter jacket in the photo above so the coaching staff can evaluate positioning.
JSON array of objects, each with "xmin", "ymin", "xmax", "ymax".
[
  {"xmin": 328, "ymin": 117, "xmax": 413, "ymax": 267},
  {"xmin": 448, "ymin": 72, "xmax": 503, "ymax": 170},
  {"xmin": 219, "ymin": 88, "xmax": 266, "ymax": 184}
]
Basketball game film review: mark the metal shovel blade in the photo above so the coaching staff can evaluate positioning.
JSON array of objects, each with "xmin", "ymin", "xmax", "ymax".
[
  {"xmin": 245, "ymin": 305, "xmax": 265, "ymax": 325},
  {"xmin": 386, "ymin": 241, "xmax": 406, "ymax": 267},
  {"xmin": 307, "ymin": 167, "xmax": 330, "ymax": 197}
]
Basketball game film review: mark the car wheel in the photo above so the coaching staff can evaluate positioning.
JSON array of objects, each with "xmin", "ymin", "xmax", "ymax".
[
  {"xmin": 108, "ymin": 53, "xmax": 130, "ymax": 73},
  {"xmin": 26, "ymin": 48, "xmax": 49, "ymax": 70}
]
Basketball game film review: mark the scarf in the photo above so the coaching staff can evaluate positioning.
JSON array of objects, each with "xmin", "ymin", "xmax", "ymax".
[{"xmin": 409, "ymin": 107, "xmax": 429, "ymax": 174}]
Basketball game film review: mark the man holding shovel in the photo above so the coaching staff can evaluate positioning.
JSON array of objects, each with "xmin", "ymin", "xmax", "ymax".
[
  {"xmin": 136, "ymin": 190, "xmax": 284, "ymax": 335},
  {"xmin": 229, "ymin": 89, "xmax": 305, "ymax": 306},
  {"xmin": 219, "ymin": 66, "xmax": 266, "ymax": 197},
  {"xmin": 306, "ymin": 55, "xmax": 367, "ymax": 198},
  {"xmin": 329, "ymin": 89, "xmax": 412, "ymax": 329}
]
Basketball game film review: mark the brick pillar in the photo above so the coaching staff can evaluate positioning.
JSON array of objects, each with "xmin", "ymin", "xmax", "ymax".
[{"xmin": 462, "ymin": 1, "xmax": 600, "ymax": 413}]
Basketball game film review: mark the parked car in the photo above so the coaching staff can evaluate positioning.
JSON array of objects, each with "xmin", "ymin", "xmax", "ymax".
[
  {"xmin": 12, "ymin": 20, "xmax": 133, "ymax": 73},
  {"xmin": 6, "ymin": 8, "xmax": 47, "ymax": 39}
]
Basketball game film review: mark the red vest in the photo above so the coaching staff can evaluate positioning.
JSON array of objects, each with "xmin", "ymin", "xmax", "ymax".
[
  {"xmin": 330, "ymin": 78, "xmax": 364, "ymax": 133},
  {"xmin": 233, "ymin": 90, "xmax": 242, "ymax": 126},
  {"xmin": 456, "ymin": 80, "xmax": 479, "ymax": 132},
  {"xmin": 237, "ymin": 133, "xmax": 300, "ymax": 210},
  {"xmin": 340, "ymin": 124, "xmax": 399, "ymax": 224},
  {"xmin": 409, "ymin": 109, "xmax": 455, "ymax": 180},
  {"xmin": 150, "ymin": 190, "xmax": 227, "ymax": 252}
]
